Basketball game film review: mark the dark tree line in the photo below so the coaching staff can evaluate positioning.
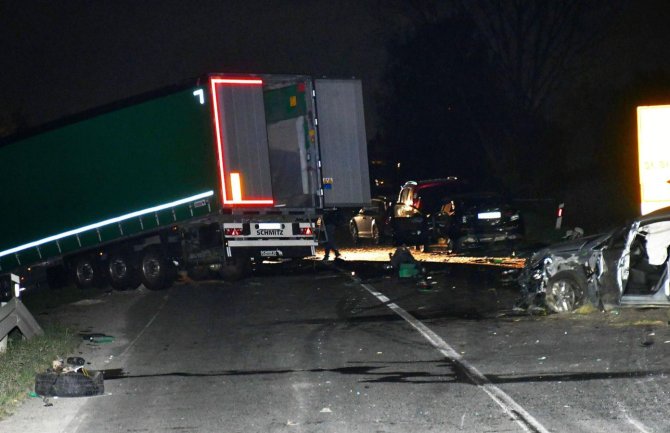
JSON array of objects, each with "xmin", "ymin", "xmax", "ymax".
[{"xmin": 376, "ymin": 1, "xmax": 620, "ymax": 203}]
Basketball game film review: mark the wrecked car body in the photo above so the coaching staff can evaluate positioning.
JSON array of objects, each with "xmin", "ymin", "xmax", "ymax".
[{"xmin": 518, "ymin": 207, "xmax": 670, "ymax": 313}]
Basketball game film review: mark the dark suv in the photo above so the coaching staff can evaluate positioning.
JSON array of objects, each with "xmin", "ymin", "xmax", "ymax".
[
  {"xmin": 434, "ymin": 192, "xmax": 524, "ymax": 252},
  {"xmin": 391, "ymin": 178, "xmax": 467, "ymax": 248}
]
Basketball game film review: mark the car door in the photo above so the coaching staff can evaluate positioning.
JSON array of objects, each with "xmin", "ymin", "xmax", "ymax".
[
  {"xmin": 358, "ymin": 207, "xmax": 377, "ymax": 237},
  {"xmin": 616, "ymin": 219, "xmax": 670, "ymax": 296}
]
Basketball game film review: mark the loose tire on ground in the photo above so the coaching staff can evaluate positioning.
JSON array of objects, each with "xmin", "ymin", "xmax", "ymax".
[
  {"xmin": 35, "ymin": 370, "xmax": 104, "ymax": 397},
  {"xmin": 545, "ymin": 270, "xmax": 587, "ymax": 313}
]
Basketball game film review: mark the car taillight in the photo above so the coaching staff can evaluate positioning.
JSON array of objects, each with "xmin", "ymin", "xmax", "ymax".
[
  {"xmin": 224, "ymin": 228, "xmax": 243, "ymax": 236},
  {"xmin": 301, "ymin": 227, "xmax": 313, "ymax": 235}
]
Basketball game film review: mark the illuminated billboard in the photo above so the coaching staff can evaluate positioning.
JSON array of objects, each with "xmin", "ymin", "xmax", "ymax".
[{"xmin": 637, "ymin": 105, "xmax": 670, "ymax": 214}]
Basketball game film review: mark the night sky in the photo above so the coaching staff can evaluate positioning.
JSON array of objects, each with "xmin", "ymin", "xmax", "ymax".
[
  {"xmin": 3, "ymin": 0, "xmax": 670, "ymax": 230},
  {"xmin": 1, "ymin": 0, "xmax": 395, "ymax": 129}
]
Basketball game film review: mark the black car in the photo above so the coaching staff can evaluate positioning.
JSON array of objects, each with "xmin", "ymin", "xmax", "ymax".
[
  {"xmin": 349, "ymin": 197, "xmax": 393, "ymax": 244},
  {"xmin": 434, "ymin": 192, "xmax": 524, "ymax": 252},
  {"xmin": 391, "ymin": 178, "xmax": 468, "ymax": 249}
]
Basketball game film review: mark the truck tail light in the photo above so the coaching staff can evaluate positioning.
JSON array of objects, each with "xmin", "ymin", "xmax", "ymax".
[{"xmin": 224, "ymin": 228, "xmax": 243, "ymax": 236}]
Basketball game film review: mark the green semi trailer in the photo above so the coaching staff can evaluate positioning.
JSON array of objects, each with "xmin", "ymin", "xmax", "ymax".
[{"xmin": 0, "ymin": 74, "xmax": 370, "ymax": 290}]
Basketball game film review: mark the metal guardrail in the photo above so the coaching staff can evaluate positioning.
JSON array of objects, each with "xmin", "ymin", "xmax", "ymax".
[
  {"xmin": 0, "ymin": 273, "xmax": 43, "ymax": 351},
  {"xmin": 0, "ymin": 298, "xmax": 44, "ymax": 342}
]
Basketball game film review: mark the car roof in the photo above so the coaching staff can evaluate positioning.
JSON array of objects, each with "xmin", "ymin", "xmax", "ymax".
[{"xmin": 402, "ymin": 177, "xmax": 461, "ymax": 189}]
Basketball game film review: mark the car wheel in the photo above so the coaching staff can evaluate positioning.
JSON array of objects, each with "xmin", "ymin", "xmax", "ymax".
[
  {"xmin": 107, "ymin": 252, "xmax": 139, "ymax": 291},
  {"xmin": 545, "ymin": 270, "xmax": 586, "ymax": 313},
  {"xmin": 350, "ymin": 224, "xmax": 360, "ymax": 245},
  {"xmin": 72, "ymin": 256, "xmax": 101, "ymax": 290},
  {"xmin": 140, "ymin": 247, "xmax": 174, "ymax": 290}
]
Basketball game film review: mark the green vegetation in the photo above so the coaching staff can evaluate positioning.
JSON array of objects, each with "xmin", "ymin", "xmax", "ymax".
[
  {"xmin": 0, "ymin": 326, "xmax": 78, "ymax": 418},
  {"xmin": 0, "ymin": 284, "xmax": 105, "ymax": 419}
]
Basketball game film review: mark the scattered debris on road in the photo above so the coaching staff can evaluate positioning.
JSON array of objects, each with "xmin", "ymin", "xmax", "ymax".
[
  {"xmin": 80, "ymin": 333, "xmax": 115, "ymax": 344},
  {"xmin": 35, "ymin": 356, "xmax": 104, "ymax": 398}
]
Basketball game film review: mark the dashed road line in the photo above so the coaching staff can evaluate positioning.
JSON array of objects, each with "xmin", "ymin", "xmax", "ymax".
[
  {"xmin": 118, "ymin": 293, "xmax": 170, "ymax": 359},
  {"xmin": 354, "ymin": 277, "xmax": 551, "ymax": 433}
]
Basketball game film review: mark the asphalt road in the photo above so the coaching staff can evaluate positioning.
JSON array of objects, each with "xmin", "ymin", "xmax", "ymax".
[{"xmin": 3, "ymin": 254, "xmax": 670, "ymax": 432}]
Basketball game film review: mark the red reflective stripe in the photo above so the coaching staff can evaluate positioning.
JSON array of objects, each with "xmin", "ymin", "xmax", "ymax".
[{"xmin": 209, "ymin": 76, "xmax": 274, "ymax": 206}]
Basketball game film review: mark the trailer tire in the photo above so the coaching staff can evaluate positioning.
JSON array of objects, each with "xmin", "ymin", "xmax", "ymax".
[
  {"xmin": 140, "ymin": 247, "xmax": 174, "ymax": 290},
  {"xmin": 35, "ymin": 370, "xmax": 104, "ymax": 397},
  {"xmin": 107, "ymin": 252, "xmax": 140, "ymax": 291},
  {"xmin": 72, "ymin": 256, "xmax": 101, "ymax": 290}
]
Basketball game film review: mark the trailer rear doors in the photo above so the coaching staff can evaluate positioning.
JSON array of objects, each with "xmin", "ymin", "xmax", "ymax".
[{"xmin": 314, "ymin": 79, "xmax": 371, "ymax": 207}]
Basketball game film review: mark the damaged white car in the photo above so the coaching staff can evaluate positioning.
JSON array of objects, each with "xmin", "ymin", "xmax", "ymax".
[{"xmin": 518, "ymin": 207, "xmax": 670, "ymax": 313}]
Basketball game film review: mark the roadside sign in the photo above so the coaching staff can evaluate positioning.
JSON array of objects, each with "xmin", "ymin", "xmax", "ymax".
[{"xmin": 637, "ymin": 105, "xmax": 670, "ymax": 214}]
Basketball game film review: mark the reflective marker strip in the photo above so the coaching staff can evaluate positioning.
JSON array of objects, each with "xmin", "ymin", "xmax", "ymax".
[{"xmin": 0, "ymin": 190, "xmax": 214, "ymax": 258}]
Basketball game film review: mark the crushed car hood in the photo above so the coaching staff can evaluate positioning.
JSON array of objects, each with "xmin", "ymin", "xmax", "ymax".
[{"xmin": 529, "ymin": 232, "xmax": 612, "ymax": 264}]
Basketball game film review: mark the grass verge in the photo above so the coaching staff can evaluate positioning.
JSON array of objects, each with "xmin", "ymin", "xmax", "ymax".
[
  {"xmin": 0, "ymin": 325, "xmax": 79, "ymax": 419},
  {"xmin": 0, "ymin": 284, "xmax": 106, "ymax": 420}
]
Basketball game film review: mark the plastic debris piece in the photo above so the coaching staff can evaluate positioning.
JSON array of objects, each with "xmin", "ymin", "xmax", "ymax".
[
  {"xmin": 90, "ymin": 336, "xmax": 115, "ymax": 344},
  {"xmin": 28, "ymin": 391, "xmax": 38, "ymax": 398},
  {"xmin": 67, "ymin": 357, "xmax": 85, "ymax": 366},
  {"xmin": 320, "ymin": 408, "xmax": 332, "ymax": 413}
]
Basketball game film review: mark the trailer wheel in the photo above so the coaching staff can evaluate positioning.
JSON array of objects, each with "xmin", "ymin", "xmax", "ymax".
[
  {"xmin": 107, "ymin": 252, "xmax": 140, "ymax": 291},
  {"xmin": 140, "ymin": 247, "xmax": 174, "ymax": 290},
  {"xmin": 73, "ymin": 256, "xmax": 101, "ymax": 290}
]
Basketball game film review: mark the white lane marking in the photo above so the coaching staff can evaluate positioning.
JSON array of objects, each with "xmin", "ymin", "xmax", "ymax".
[
  {"xmin": 360, "ymin": 283, "xmax": 550, "ymax": 433},
  {"xmin": 617, "ymin": 401, "xmax": 653, "ymax": 433},
  {"xmin": 624, "ymin": 413, "xmax": 652, "ymax": 433},
  {"xmin": 118, "ymin": 294, "xmax": 170, "ymax": 359}
]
